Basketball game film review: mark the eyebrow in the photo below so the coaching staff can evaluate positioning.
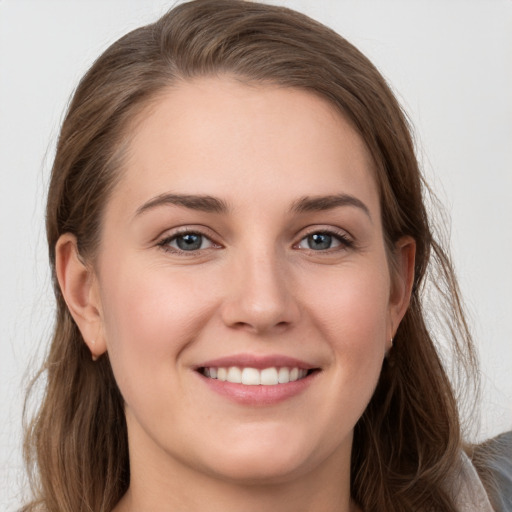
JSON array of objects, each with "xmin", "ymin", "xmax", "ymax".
[
  {"xmin": 290, "ymin": 194, "xmax": 372, "ymax": 220},
  {"xmin": 135, "ymin": 193, "xmax": 230, "ymax": 216},
  {"xmin": 135, "ymin": 192, "xmax": 371, "ymax": 220}
]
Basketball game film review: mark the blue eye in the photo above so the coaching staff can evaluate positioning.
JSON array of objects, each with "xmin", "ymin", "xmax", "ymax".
[
  {"xmin": 297, "ymin": 231, "xmax": 350, "ymax": 251},
  {"xmin": 160, "ymin": 232, "xmax": 214, "ymax": 252},
  {"xmin": 175, "ymin": 233, "xmax": 204, "ymax": 251}
]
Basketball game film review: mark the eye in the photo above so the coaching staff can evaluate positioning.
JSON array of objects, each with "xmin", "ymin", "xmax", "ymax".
[
  {"xmin": 158, "ymin": 231, "xmax": 216, "ymax": 253},
  {"xmin": 296, "ymin": 231, "xmax": 352, "ymax": 251}
]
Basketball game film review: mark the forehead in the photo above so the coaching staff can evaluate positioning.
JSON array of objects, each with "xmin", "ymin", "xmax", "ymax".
[{"xmin": 112, "ymin": 77, "xmax": 379, "ymax": 217}]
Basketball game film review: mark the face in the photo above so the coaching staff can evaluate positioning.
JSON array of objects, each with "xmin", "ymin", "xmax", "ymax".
[{"xmin": 87, "ymin": 78, "xmax": 410, "ymax": 486}]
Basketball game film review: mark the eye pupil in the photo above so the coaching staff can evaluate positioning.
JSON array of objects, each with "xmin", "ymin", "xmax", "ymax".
[
  {"xmin": 177, "ymin": 233, "xmax": 202, "ymax": 251},
  {"xmin": 308, "ymin": 233, "xmax": 332, "ymax": 250}
]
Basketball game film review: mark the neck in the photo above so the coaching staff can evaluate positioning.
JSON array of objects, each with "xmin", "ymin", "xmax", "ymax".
[
  {"xmin": 114, "ymin": 431, "xmax": 358, "ymax": 512},
  {"xmin": 116, "ymin": 471, "xmax": 359, "ymax": 512},
  {"xmin": 117, "ymin": 478, "xmax": 358, "ymax": 512}
]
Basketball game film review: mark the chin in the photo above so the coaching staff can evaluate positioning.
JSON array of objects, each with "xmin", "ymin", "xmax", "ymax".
[
  {"xmin": 194, "ymin": 425, "xmax": 325, "ymax": 485},
  {"xmin": 207, "ymin": 452, "xmax": 311, "ymax": 486}
]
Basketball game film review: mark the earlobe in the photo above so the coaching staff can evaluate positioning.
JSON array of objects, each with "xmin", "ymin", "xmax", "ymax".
[
  {"xmin": 388, "ymin": 236, "xmax": 416, "ymax": 340},
  {"xmin": 55, "ymin": 234, "xmax": 107, "ymax": 360}
]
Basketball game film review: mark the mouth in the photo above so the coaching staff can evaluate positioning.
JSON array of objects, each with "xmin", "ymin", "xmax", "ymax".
[
  {"xmin": 197, "ymin": 366, "xmax": 317, "ymax": 385},
  {"xmin": 194, "ymin": 355, "xmax": 321, "ymax": 404}
]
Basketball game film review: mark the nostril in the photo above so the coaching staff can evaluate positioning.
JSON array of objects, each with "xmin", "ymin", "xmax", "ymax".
[{"xmin": 230, "ymin": 321, "xmax": 254, "ymax": 331}]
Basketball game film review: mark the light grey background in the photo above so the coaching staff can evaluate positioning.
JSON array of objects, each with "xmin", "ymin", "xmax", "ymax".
[{"xmin": 1, "ymin": 0, "xmax": 511, "ymax": 509}]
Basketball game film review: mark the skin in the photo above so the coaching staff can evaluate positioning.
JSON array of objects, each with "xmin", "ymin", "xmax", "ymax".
[{"xmin": 57, "ymin": 78, "xmax": 415, "ymax": 512}]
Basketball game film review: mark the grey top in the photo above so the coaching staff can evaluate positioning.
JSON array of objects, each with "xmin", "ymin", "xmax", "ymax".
[
  {"xmin": 470, "ymin": 431, "xmax": 512, "ymax": 512},
  {"xmin": 454, "ymin": 452, "xmax": 495, "ymax": 511},
  {"xmin": 453, "ymin": 431, "xmax": 512, "ymax": 511}
]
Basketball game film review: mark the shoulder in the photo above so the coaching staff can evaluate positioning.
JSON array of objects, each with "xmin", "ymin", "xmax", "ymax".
[
  {"xmin": 451, "ymin": 449, "xmax": 495, "ymax": 512},
  {"xmin": 470, "ymin": 431, "xmax": 512, "ymax": 512}
]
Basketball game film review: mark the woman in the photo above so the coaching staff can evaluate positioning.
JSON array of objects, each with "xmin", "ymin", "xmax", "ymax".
[{"xmin": 21, "ymin": 1, "xmax": 509, "ymax": 511}]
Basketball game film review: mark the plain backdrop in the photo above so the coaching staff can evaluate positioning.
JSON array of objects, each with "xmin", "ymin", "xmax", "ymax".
[{"xmin": 1, "ymin": 0, "xmax": 511, "ymax": 509}]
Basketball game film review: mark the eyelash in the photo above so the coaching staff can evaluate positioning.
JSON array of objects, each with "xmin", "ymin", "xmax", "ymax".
[
  {"xmin": 295, "ymin": 228, "xmax": 354, "ymax": 253},
  {"xmin": 156, "ymin": 227, "xmax": 354, "ymax": 255},
  {"xmin": 157, "ymin": 228, "xmax": 220, "ymax": 254}
]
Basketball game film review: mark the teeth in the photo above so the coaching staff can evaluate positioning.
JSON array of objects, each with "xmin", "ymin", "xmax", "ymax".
[
  {"xmin": 202, "ymin": 366, "xmax": 309, "ymax": 385},
  {"xmin": 278, "ymin": 367, "xmax": 289, "ymax": 383},
  {"xmin": 227, "ymin": 366, "xmax": 242, "ymax": 383},
  {"xmin": 241, "ymin": 367, "xmax": 260, "ymax": 385},
  {"xmin": 260, "ymin": 367, "xmax": 278, "ymax": 385}
]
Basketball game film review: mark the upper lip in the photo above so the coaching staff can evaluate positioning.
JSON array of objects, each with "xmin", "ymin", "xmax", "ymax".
[{"xmin": 195, "ymin": 353, "xmax": 318, "ymax": 370}]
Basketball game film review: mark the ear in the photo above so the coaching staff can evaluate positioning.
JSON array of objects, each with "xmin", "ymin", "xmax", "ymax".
[
  {"xmin": 387, "ymin": 236, "xmax": 416, "ymax": 343},
  {"xmin": 55, "ymin": 233, "xmax": 107, "ymax": 360}
]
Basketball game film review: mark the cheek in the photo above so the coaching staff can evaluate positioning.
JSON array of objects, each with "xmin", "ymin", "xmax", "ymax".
[
  {"xmin": 299, "ymin": 260, "xmax": 390, "ymax": 394},
  {"xmin": 302, "ymin": 261, "xmax": 391, "ymax": 344},
  {"xmin": 98, "ymin": 262, "xmax": 219, "ymax": 392},
  {"xmin": 290, "ymin": 261, "xmax": 391, "ymax": 455}
]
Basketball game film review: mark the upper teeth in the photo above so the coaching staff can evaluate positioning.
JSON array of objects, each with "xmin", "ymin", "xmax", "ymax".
[{"xmin": 203, "ymin": 366, "xmax": 308, "ymax": 385}]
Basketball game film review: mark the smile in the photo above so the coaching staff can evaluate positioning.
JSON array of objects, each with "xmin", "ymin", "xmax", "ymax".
[
  {"xmin": 199, "ymin": 366, "xmax": 310, "ymax": 385},
  {"xmin": 195, "ymin": 354, "xmax": 320, "ymax": 404}
]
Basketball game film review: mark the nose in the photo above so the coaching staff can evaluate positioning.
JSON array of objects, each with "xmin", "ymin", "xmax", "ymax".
[{"xmin": 220, "ymin": 247, "xmax": 300, "ymax": 335}]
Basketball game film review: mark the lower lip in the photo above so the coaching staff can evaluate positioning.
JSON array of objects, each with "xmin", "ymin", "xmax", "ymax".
[{"xmin": 196, "ymin": 371, "xmax": 318, "ymax": 406}]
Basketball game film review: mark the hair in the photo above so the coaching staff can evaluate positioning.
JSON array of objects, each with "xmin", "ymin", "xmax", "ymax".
[{"xmin": 23, "ymin": 1, "xmax": 479, "ymax": 510}]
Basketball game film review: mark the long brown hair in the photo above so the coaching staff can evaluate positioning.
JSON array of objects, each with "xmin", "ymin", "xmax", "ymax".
[{"xmin": 23, "ymin": 1, "xmax": 478, "ymax": 510}]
